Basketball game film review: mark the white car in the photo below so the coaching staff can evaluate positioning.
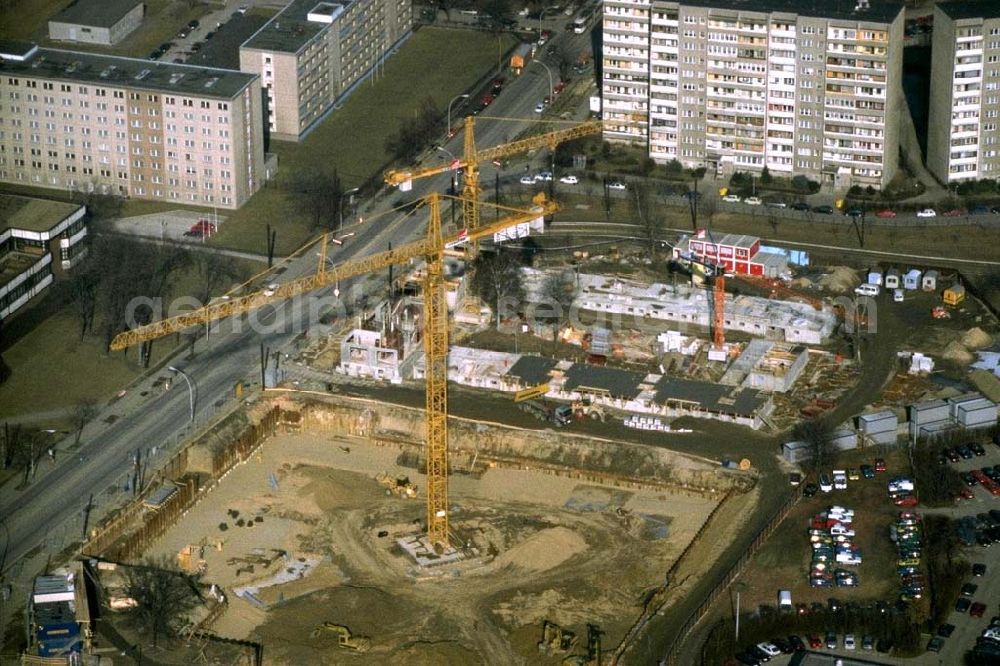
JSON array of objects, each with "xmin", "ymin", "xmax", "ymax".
[
  {"xmin": 744, "ymin": 196, "xmax": 763, "ymax": 206},
  {"xmin": 893, "ymin": 289, "xmax": 904, "ymax": 303},
  {"xmin": 608, "ymin": 181, "xmax": 627, "ymax": 191},
  {"xmin": 559, "ymin": 175, "xmax": 579, "ymax": 184},
  {"xmin": 757, "ymin": 642, "xmax": 781, "ymax": 658},
  {"xmin": 829, "ymin": 506, "xmax": 855, "ymax": 517},
  {"xmin": 916, "ymin": 208, "xmax": 937, "ymax": 218},
  {"xmin": 237, "ymin": 4, "xmax": 249, "ymax": 13},
  {"xmin": 830, "ymin": 524, "xmax": 856, "ymax": 538},
  {"xmin": 722, "ymin": 194, "xmax": 741, "ymax": 203},
  {"xmin": 534, "ymin": 171, "xmax": 553, "ymax": 182},
  {"xmin": 845, "ymin": 634, "xmax": 856, "ymax": 650},
  {"xmin": 534, "ymin": 101, "xmax": 546, "ymax": 113},
  {"xmin": 519, "ymin": 175, "xmax": 535, "ymax": 185},
  {"xmin": 263, "ymin": 282, "xmax": 279, "ymax": 296},
  {"xmin": 820, "ymin": 477, "xmax": 833, "ymax": 493}
]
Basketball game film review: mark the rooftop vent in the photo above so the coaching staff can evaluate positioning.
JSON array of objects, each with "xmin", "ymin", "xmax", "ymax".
[
  {"xmin": 204, "ymin": 76, "xmax": 219, "ymax": 88},
  {"xmin": 135, "ymin": 68, "xmax": 151, "ymax": 80},
  {"xmin": 65, "ymin": 60, "xmax": 82, "ymax": 73},
  {"xmin": 169, "ymin": 72, "xmax": 184, "ymax": 84},
  {"xmin": 99, "ymin": 65, "xmax": 117, "ymax": 78},
  {"xmin": 855, "ymin": 0, "xmax": 870, "ymax": 10}
]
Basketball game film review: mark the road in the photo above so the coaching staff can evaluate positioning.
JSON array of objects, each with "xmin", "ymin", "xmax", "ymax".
[{"xmin": 0, "ymin": 13, "xmax": 591, "ymax": 647}]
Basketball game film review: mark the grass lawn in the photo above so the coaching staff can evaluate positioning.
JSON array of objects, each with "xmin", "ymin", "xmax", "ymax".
[
  {"xmin": 0, "ymin": 257, "xmax": 258, "ymax": 423},
  {"xmin": 207, "ymin": 27, "xmax": 517, "ymax": 256}
]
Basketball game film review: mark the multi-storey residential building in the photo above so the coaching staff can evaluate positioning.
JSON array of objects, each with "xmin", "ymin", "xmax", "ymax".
[
  {"xmin": 927, "ymin": 1, "xmax": 1000, "ymax": 184},
  {"xmin": 240, "ymin": 0, "xmax": 412, "ymax": 142},
  {"xmin": 0, "ymin": 41, "xmax": 263, "ymax": 209},
  {"xmin": 602, "ymin": 0, "xmax": 905, "ymax": 189}
]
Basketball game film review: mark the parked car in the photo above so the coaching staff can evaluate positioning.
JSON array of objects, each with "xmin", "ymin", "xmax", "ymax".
[
  {"xmin": 938, "ymin": 623, "xmax": 956, "ymax": 637},
  {"xmin": 956, "ymin": 598, "xmax": 972, "ymax": 613},
  {"xmin": 845, "ymin": 208, "xmax": 863, "ymax": 218},
  {"xmin": 819, "ymin": 474, "xmax": 833, "ymax": 493},
  {"xmin": 722, "ymin": 194, "xmax": 742, "ymax": 203},
  {"xmin": 845, "ymin": 634, "xmax": 856, "ymax": 650},
  {"xmin": 875, "ymin": 209, "xmax": 897, "ymax": 218},
  {"xmin": 973, "ymin": 563, "xmax": 987, "ymax": 576},
  {"xmin": 812, "ymin": 205, "xmax": 834, "ymax": 214},
  {"xmin": 534, "ymin": 101, "xmax": 546, "ymax": 113},
  {"xmin": 916, "ymin": 208, "xmax": 937, "ymax": 218},
  {"xmin": 861, "ymin": 464, "xmax": 875, "ymax": 479},
  {"xmin": 962, "ymin": 583, "xmax": 979, "ymax": 597},
  {"xmin": 862, "ymin": 635, "xmax": 874, "ymax": 651},
  {"xmin": 607, "ymin": 181, "xmax": 627, "ymax": 191},
  {"xmin": 971, "ymin": 602, "xmax": 987, "ymax": 618},
  {"xmin": 756, "ymin": 642, "xmax": 781, "ymax": 658},
  {"xmin": 519, "ymin": 175, "xmax": 536, "ymax": 185},
  {"xmin": 790, "ymin": 201, "xmax": 810, "ymax": 211},
  {"xmin": 744, "ymin": 196, "xmax": 763, "ymax": 206},
  {"xmin": 807, "ymin": 635, "xmax": 823, "ymax": 649},
  {"xmin": 927, "ymin": 637, "xmax": 944, "ymax": 652},
  {"xmin": 559, "ymin": 175, "xmax": 579, "ymax": 185},
  {"xmin": 943, "ymin": 208, "xmax": 967, "ymax": 217},
  {"xmin": 875, "ymin": 458, "xmax": 887, "ymax": 472},
  {"xmin": 534, "ymin": 171, "xmax": 553, "ymax": 182},
  {"xmin": 825, "ymin": 632, "xmax": 837, "ymax": 649},
  {"xmin": 803, "ymin": 483, "xmax": 818, "ymax": 497},
  {"xmin": 970, "ymin": 205, "xmax": 990, "ymax": 215}
]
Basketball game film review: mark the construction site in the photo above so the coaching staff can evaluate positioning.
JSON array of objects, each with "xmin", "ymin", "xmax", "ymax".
[{"xmin": 18, "ymin": 107, "xmax": 1000, "ymax": 666}]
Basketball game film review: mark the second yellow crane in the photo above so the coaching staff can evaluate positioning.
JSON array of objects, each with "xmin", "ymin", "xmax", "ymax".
[{"xmin": 110, "ymin": 192, "xmax": 559, "ymax": 547}]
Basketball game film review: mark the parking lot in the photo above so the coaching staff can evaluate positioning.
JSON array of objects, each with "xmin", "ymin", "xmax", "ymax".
[{"xmin": 731, "ymin": 435, "xmax": 1000, "ymax": 665}]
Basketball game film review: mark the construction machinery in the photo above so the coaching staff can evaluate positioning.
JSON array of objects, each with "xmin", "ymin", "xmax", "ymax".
[
  {"xmin": 110, "ymin": 192, "xmax": 558, "ymax": 547},
  {"xmin": 375, "ymin": 471, "xmax": 417, "ymax": 498},
  {"xmin": 384, "ymin": 116, "xmax": 603, "ymax": 246},
  {"xmin": 538, "ymin": 620, "xmax": 577, "ymax": 655},
  {"xmin": 310, "ymin": 623, "xmax": 372, "ymax": 652},
  {"xmin": 513, "ymin": 382, "xmax": 550, "ymax": 402},
  {"xmin": 572, "ymin": 400, "xmax": 606, "ymax": 422}
]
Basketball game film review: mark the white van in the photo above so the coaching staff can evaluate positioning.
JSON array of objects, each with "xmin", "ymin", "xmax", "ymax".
[
  {"xmin": 854, "ymin": 283, "xmax": 880, "ymax": 297},
  {"xmin": 778, "ymin": 590, "xmax": 792, "ymax": 611},
  {"xmin": 572, "ymin": 16, "xmax": 587, "ymax": 33}
]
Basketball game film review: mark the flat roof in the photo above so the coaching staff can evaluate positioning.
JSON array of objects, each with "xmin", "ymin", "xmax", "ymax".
[
  {"xmin": 508, "ymin": 355, "xmax": 557, "ymax": 386},
  {"xmin": 676, "ymin": 0, "xmax": 903, "ymax": 24},
  {"xmin": 0, "ymin": 46, "xmax": 258, "ymax": 100},
  {"xmin": 654, "ymin": 376, "xmax": 768, "ymax": 417},
  {"xmin": 52, "ymin": 0, "xmax": 142, "ymax": 29},
  {"xmin": 939, "ymin": 0, "xmax": 1000, "ymax": 21},
  {"xmin": 563, "ymin": 364, "xmax": 646, "ymax": 401},
  {"xmin": 0, "ymin": 195, "xmax": 82, "ymax": 234},
  {"xmin": 184, "ymin": 12, "xmax": 270, "ymax": 70},
  {"xmin": 242, "ymin": 0, "xmax": 349, "ymax": 53}
]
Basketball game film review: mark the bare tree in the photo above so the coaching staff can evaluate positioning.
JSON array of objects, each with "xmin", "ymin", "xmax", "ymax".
[
  {"xmin": 793, "ymin": 418, "xmax": 836, "ymax": 472},
  {"xmin": 697, "ymin": 194, "xmax": 717, "ymax": 230},
  {"xmin": 537, "ymin": 269, "xmax": 577, "ymax": 331},
  {"xmin": 469, "ymin": 248, "xmax": 525, "ymax": 329},
  {"xmin": 123, "ymin": 557, "xmax": 203, "ymax": 648},
  {"xmin": 73, "ymin": 399, "xmax": 99, "ymax": 446},
  {"xmin": 632, "ymin": 181, "xmax": 660, "ymax": 261},
  {"xmin": 290, "ymin": 169, "xmax": 344, "ymax": 232},
  {"xmin": 191, "ymin": 252, "xmax": 242, "ymax": 305}
]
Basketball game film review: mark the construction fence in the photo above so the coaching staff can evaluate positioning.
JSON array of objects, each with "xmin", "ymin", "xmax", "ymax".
[
  {"xmin": 81, "ymin": 408, "xmax": 282, "ymax": 564},
  {"xmin": 657, "ymin": 490, "xmax": 800, "ymax": 666}
]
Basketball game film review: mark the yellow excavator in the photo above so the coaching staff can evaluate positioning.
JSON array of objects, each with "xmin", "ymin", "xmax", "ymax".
[{"xmin": 310, "ymin": 623, "xmax": 372, "ymax": 652}]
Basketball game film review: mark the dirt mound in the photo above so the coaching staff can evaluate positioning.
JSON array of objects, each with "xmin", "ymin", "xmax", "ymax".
[
  {"xmin": 493, "ymin": 526, "xmax": 587, "ymax": 572},
  {"xmin": 962, "ymin": 327, "xmax": 993, "ymax": 350},
  {"xmin": 819, "ymin": 266, "xmax": 858, "ymax": 294},
  {"xmin": 942, "ymin": 341, "xmax": 975, "ymax": 364}
]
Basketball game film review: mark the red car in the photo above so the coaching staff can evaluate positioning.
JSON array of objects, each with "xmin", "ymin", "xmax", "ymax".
[
  {"xmin": 875, "ymin": 458, "xmax": 887, "ymax": 473},
  {"xmin": 875, "ymin": 209, "xmax": 897, "ymax": 218},
  {"xmin": 971, "ymin": 602, "xmax": 987, "ymax": 618},
  {"xmin": 958, "ymin": 488, "xmax": 976, "ymax": 500},
  {"xmin": 808, "ymin": 634, "xmax": 823, "ymax": 649},
  {"xmin": 894, "ymin": 493, "xmax": 919, "ymax": 507},
  {"xmin": 943, "ymin": 208, "xmax": 967, "ymax": 217}
]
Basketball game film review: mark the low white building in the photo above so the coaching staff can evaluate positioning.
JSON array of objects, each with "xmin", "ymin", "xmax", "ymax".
[{"xmin": 48, "ymin": 0, "xmax": 144, "ymax": 46}]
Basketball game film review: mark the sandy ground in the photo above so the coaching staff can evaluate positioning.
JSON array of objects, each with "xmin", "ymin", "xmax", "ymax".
[{"xmin": 146, "ymin": 431, "xmax": 719, "ymax": 664}]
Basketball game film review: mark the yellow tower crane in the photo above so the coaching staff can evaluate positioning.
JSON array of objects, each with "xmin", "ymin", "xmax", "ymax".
[
  {"xmin": 110, "ymin": 192, "xmax": 559, "ymax": 547},
  {"xmin": 384, "ymin": 116, "xmax": 603, "ymax": 245}
]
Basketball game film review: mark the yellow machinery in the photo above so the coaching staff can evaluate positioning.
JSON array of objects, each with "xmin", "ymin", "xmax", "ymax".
[
  {"xmin": 375, "ymin": 471, "xmax": 417, "ymax": 498},
  {"xmin": 310, "ymin": 623, "xmax": 372, "ymax": 652},
  {"xmin": 384, "ymin": 116, "xmax": 603, "ymax": 246},
  {"xmin": 110, "ymin": 192, "xmax": 558, "ymax": 547},
  {"xmin": 513, "ymin": 383, "xmax": 550, "ymax": 403},
  {"xmin": 538, "ymin": 620, "xmax": 577, "ymax": 655}
]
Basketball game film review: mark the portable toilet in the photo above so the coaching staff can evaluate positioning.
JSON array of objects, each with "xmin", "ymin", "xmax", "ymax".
[
  {"xmin": 867, "ymin": 268, "xmax": 883, "ymax": 286},
  {"xmin": 922, "ymin": 270, "xmax": 938, "ymax": 291},
  {"xmin": 903, "ymin": 269, "xmax": 922, "ymax": 290},
  {"xmin": 943, "ymin": 283, "xmax": 966, "ymax": 305},
  {"xmin": 884, "ymin": 268, "xmax": 901, "ymax": 289}
]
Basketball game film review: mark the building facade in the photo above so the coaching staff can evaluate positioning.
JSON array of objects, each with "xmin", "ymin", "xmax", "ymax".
[
  {"xmin": 239, "ymin": 0, "xmax": 412, "ymax": 141},
  {"xmin": 601, "ymin": 0, "xmax": 905, "ymax": 189},
  {"xmin": 0, "ymin": 42, "xmax": 263, "ymax": 209},
  {"xmin": 48, "ymin": 0, "xmax": 144, "ymax": 46},
  {"xmin": 927, "ymin": 1, "xmax": 1000, "ymax": 184}
]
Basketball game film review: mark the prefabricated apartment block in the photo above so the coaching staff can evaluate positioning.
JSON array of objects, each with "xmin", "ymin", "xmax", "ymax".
[
  {"xmin": 601, "ymin": 0, "xmax": 905, "ymax": 188},
  {"xmin": 927, "ymin": 0, "xmax": 1000, "ymax": 184},
  {"xmin": 0, "ymin": 42, "xmax": 264, "ymax": 209},
  {"xmin": 239, "ymin": 0, "xmax": 412, "ymax": 141}
]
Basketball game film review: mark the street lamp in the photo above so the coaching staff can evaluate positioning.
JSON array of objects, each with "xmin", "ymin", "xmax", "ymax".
[
  {"xmin": 437, "ymin": 146, "xmax": 461, "ymax": 195},
  {"xmin": 538, "ymin": 8, "xmax": 548, "ymax": 38},
  {"xmin": 168, "ymin": 366, "xmax": 196, "ymax": 423},
  {"xmin": 532, "ymin": 59, "xmax": 554, "ymax": 101},
  {"xmin": 446, "ymin": 93, "xmax": 469, "ymax": 140},
  {"xmin": 338, "ymin": 186, "xmax": 361, "ymax": 233}
]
